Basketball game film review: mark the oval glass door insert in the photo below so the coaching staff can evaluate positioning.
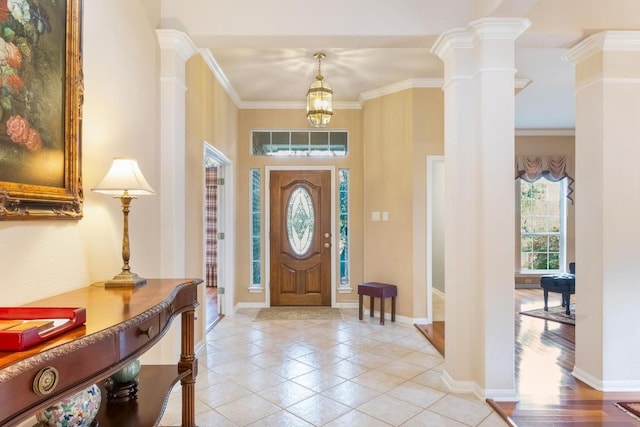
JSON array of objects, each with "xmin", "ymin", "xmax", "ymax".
[{"xmin": 287, "ymin": 187, "xmax": 315, "ymax": 255}]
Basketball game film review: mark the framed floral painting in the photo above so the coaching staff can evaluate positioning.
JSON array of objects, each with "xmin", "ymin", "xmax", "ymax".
[{"xmin": 0, "ymin": 0, "xmax": 82, "ymax": 220}]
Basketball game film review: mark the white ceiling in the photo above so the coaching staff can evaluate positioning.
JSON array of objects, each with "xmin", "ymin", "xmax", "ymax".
[{"xmin": 161, "ymin": 0, "xmax": 640, "ymax": 130}]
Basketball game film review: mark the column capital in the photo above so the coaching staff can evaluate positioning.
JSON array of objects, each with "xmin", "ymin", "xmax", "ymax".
[
  {"xmin": 156, "ymin": 29, "xmax": 199, "ymax": 62},
  {"xmin": 431, "ymin": 17, "xmax": 530, "ymax": 60},
  {"xmin": 564, "ymin": 31, "xmax": 640, "ymax": 65}
]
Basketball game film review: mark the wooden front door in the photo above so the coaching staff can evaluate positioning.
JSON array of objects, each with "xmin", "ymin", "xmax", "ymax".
[{"xmin": 270, "ymin": 170, "xmax": 331, "ymax": 306}]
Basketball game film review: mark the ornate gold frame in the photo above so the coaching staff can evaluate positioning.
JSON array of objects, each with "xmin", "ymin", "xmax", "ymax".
[{"xmin": 0, "ymin": 0, "xmax": 83, "ymax": 220}]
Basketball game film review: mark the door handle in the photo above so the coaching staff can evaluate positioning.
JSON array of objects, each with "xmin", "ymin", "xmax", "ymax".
[
  {"xmin": 324, "ymin": 242, "xmax": 331, "ymax": 248},
  {"xmin": 324, "ymin": 232, "xmax": 331, "ymax": 238}
]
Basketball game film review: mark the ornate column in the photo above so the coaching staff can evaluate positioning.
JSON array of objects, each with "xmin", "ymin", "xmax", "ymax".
[
  {"xmin": 431, "ymin": 17, "xmax": 529, "ymax": 400},
  {"xmin": 565, "ymin": 31, "xmax": 640, "ymax": 391},
  {"xmin": 156, "ymin": 30, "xmax": 198, "ymax": 277}
]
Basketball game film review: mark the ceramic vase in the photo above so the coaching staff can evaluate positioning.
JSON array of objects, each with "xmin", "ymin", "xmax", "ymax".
[
  {"xmin": 35, "ymin": 383, "xmax": 101, "ymax": 427},
  {"xmin": 110, "ymin": 359, "xmax": 141, "ymax": 384}
]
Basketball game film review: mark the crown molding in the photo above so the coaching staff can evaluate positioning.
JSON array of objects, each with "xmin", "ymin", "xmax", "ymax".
[
  {"xmin": 155, "ymin": 29, "xmax": 198, "ymax": 61},
  {"xmin": 239, "ymin": 80, "xmax": 443, "ymax": 109},
  {"xmin": 431, "ymin": 29, "xmax": 474, "ymax": 60},
  {"xmin": 564, "ymin": 31, "xmax": 640, "ymax": 65},
  {"xmin": 359, "ymin": 78, "xmax": 443, "ymax": 103},
  {"xmin": 431, "ymin": 17, "xmax": 531, "ymax": 60},
  {"xmin": 468, "ymin": 17, "xmax": 531, "ymax": 41},
  {"xmin": 158, "ymin": 28, "xmax": 529, "ymax": 110},
  {"xmin": 199, "ymin": 48, "xmax": 243, "ymax": 107},
  {"xmin": 238, "ymin": 100, "xmax": 361, "ymax": 110},
  {"xmin": 515, "ymin": 128, "xmax": 575, "ymax": 136}
]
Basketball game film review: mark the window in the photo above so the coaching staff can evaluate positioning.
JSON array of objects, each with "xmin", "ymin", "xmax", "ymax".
[
  {"xmin": 339, "ymin": 169, "xmax": 350, "ymax": 287},
  {"xmin": 520, "ymin": 179, "xmax": 566, "ymax": 271},
  {"xmin": 250, "ymin": 169, "xmax": 261, "ymax": 287},
  {"xmin": 286, "ymin": 187, "xmax": 315, "ymax": 256},
  {"xmin": 252, "ymin": 130, "xmax": 347, "ymax": 156}
]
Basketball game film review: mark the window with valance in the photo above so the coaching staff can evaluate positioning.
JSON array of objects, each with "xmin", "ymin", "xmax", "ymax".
[
  {"xmin": 515, "ymin": 156, "xmax": 572, "ymax": 272},
  {"xmin": 515, "ymin": 156, "xmax": 574, "ymax": 203}
]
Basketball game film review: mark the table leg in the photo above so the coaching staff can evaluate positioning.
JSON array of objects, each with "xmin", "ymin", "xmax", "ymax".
[
  {"xmin": 380, "ymin": 297, "xmax": 385, "ymax": 325},
  {"xmin": 391, "ymin": 296, "xmax": 396, "ymax": 322},
  {"xmin": 370, "ymin": 296, "xmax": 374, "ymax": 317},
  {"xmin": 358, "ymin": 294, "xmax": 363, "ymax": 320},
  {"xmin": 179, "ymin": 309, "xmax": 197, "ymax": 427},
  {"xmin": 543, "ymin": 290, "xmax": 549, "ymax": 311}
]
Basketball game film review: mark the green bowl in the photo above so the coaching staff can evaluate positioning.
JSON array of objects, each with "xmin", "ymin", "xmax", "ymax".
[{"xmin": 110, "ymin": 359, "xmax": 140, "ymax": 384}]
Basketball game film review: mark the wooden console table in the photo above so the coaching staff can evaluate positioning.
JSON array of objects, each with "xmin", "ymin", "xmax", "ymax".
[{"xmin": 0, "ymin": 278, "xmax": 202, "ymax": 427}]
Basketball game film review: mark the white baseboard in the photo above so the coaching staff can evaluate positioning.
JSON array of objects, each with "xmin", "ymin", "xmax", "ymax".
[
  {"xmin": 443, "ymin": 370, "xmax": 519, "ymax": 401},
  {"xmin": 573, "ymin": 367, "xmax": 640, "ymax": 391},
  {"xmin": 334, "ymin": 302, "xmax": 358, "ymax": 309},
  {"xmin": 233, "ymin": 302, "xmax": 268, "ymax": 312},
  {"xmin": 228, "ymin": 303, "xmax": 430, "ymax": 326},
  {"xmin": 485, "ymin": 389, "xmax": 520, "ymax": 402}
]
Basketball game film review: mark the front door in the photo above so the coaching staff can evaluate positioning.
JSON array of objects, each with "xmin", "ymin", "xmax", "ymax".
[{"xmin": 270, "ymin": 170, "xmax": 331, "ymax": 306}]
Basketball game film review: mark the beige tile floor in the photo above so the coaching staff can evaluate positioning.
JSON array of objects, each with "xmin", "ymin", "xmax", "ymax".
[{"xmin": 159, "ymin": 308, "xmax": 506, "ymax": 427}]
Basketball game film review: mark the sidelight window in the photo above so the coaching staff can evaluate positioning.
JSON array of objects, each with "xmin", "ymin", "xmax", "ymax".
[
  {"xmin": 250, "ymin": 169, "xmax": 261, "ymax": 287},
  {"xmin": 339, "ymin": 169, "xmax": 350, "ymax": 287}
]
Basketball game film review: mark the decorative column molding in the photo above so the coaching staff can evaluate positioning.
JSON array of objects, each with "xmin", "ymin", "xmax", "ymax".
[
  {"xmin": 156, "ymin": 29, "xmax": 198, "ymax": 277},
  {"xmin": 430, "ymin": 17, "xmax": 529, "ymax": 401},
  {"xmin": 564, "ymin": 31, "xmax": 640, "ymax": 392},
  {"xmin": 564, "ymin": 31, "xmax": 640, "ymax": 65},
  {"xmin": 433, "ymin": 17, "xmax": 531, "ymax": 57},
  {"xmin": 157, "ymin": 29, "xmax": 199, "ymax": 61}
]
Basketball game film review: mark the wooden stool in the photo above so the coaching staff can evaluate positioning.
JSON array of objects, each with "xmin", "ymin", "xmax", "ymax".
[{"xmin": 358, "ymin": 282, "xmax": 397, "ymax": 325}]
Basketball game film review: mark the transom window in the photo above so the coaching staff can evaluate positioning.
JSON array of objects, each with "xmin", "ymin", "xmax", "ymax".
[
  {"xmin": 520, "ymin": 179, "xmax": 566, "ymax": 271},
  {"xmin": 252, "ymin": 130, "xmax": 347, "ymax": 156}
]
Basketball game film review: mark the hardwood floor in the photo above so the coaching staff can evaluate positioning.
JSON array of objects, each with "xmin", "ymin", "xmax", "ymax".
[
  {"xmin": 414, "ymin": 321, "xmax": 445, "ymax": 356},
  {"xmin": 205, "ymin": 286, "xmax": 221, "ymax": 332},
  {"xmin": 493, "ymin": 289, "xmax": 640, "ymax": 426}
]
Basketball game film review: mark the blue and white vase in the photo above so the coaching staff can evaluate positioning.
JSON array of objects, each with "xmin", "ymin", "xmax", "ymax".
[{"xmin": 35, "ymin": 383, "xmax": 101, "ymax": 427}]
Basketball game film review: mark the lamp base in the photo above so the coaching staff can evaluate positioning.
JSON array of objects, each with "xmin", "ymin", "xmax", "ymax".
[{"xmin": 105, "ymin": 270, "xmax": 147, "ymax": 288}]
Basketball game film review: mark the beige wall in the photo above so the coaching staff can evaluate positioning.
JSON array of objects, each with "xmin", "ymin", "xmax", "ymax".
[
  {"xmin": 514, "ymin": 135, "xmax": 576, "ymax": 285},
  {"xmin": 362, "ymin": 88, "xmax": 444, "ymax": 319},
  {"xmin": 235, "ymin": 109, "xmax": 364, "ymax": 306},
  {"xmin": 234, "ymin": 88, "xmax": 444, "ymax": 319},
  {"xmin": 0, "ymin": 0, "xmax": 163, "ymax": 304},
  {"xmin": 185, "ymin": 55, "xmax": 238, "ymax": 327},
  {"xmin": 185, "ymin": 55, "xmax": 239, "ymax": 277}
]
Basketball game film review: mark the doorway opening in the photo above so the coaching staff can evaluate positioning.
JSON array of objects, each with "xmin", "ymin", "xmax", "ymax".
[
  {"xmin": 424, "ymin": 156, "xmax": 445, "ymax": 354},
  {"xmin": 204, "ymin": 143, "xmax": 232, "ymax": 330}
]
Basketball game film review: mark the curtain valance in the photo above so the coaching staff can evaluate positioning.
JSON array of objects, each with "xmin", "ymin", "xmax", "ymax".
[{"xmin": 515, "ymin": 156, "xmax": 574, "ymax": 203}]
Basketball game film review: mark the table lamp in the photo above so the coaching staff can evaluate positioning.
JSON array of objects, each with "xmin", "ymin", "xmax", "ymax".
[{"xmin": 92, "ymin": 158, "xmax": 155, "ymax": 287}]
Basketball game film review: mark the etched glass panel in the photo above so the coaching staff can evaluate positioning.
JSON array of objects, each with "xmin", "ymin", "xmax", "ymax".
[
  {"xmin": 250, "ymin": 169, "xmax": 261, "ymax": 285},
  {"xmin": 339, "ymin": 169, "xmax": 350, "ymax": 286},
  {"xmin": 287, "ymin": 187, "xmax": 314, "ymax": 255}
]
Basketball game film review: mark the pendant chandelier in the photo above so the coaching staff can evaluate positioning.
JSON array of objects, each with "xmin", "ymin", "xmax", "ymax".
[{"xmin": 306, "ymin": 52, "xmax": 333, "ymax": 127}]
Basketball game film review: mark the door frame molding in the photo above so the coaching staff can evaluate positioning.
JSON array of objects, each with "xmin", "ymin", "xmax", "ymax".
[
  {"xmin": 426, "ymin": 155, "xmax": 445, "ymax": 324},
  {"xmin": 204, "ymin": 142, "xmax": 234, "ymax": 316},
  {"xmin": 265, "ymin": 165, "xmax": 337, "ymax": 308}
]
